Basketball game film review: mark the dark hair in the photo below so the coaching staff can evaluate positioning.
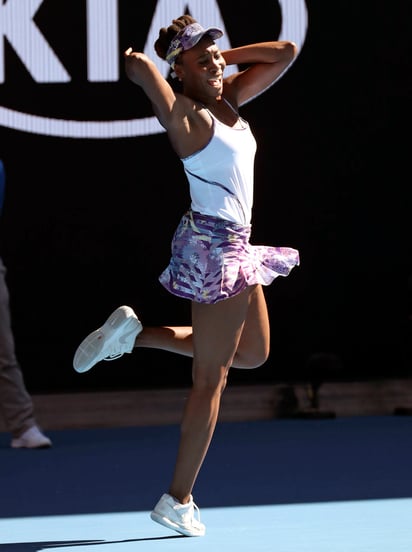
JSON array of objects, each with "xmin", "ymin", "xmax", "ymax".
[{"xmin": 154, "ymin": 14, "xmax": 197, "ymax": 60}]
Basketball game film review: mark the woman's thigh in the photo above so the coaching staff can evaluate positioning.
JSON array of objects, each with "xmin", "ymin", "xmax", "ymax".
[
  {"xmin": 191, "ymin": 288, "xmax": 252, "ymax": 383},
  {"xmin": 233, "ymin": 284, "xmax": 270, "ymax": 369},
  {"xmin": 190, "ymin": 284, "xmax": 271, "ymax": 380}
]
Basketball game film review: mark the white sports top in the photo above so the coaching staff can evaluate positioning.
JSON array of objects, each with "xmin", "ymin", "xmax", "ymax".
[{"xmin": 181, "ymin": 100, "xmax": 257, "ymax": 225}]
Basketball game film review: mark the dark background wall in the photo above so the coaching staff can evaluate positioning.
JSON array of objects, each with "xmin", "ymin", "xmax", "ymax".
[{"xmin": 0, "ymin": 0, "xmax": 409, "ymax": 393}]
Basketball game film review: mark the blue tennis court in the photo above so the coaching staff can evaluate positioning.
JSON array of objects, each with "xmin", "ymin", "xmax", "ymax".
[{"xmin": 1, "ymin": 416, "xmax": 411, "ymax": 550}]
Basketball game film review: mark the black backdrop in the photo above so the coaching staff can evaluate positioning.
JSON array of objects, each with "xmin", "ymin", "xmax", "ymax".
[{"xmin": 0, "ymin": 0, "xmax": 410, "ymax": 393}]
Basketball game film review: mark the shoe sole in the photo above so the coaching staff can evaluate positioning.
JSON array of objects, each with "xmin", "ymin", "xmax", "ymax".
[
  {"xmin": 73, "ymin": 306, "xmax": 141, "ymax": 373},
  {"xmin": 11, "ymin": 440, "xmax": 52, "ymax": 449},
  {"xmin": 150, "ymin": 511, "xmax": 205, "ymax": 537}
]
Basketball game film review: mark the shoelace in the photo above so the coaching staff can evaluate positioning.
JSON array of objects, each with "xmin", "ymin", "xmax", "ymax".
[
  {"xmin": 192, "ymin": 501, "xmax": 202, "ymax": 524},
  {"xmin": 177, "ymin": 499, "xmax": 202, "ymax": 526},
  {"xmin": 102, "ymin": 341, "xmax": 130, "ymax": 361}
]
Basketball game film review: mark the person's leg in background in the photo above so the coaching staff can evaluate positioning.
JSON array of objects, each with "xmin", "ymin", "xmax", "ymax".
[{"xmin": 0, "ymin": 257, "xmax": 51, "ymax": 448}]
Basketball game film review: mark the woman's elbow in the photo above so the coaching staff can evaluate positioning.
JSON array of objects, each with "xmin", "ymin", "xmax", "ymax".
[{"xmin": 283, "ymin": 40, "xmax": 298, "ymax": 62}]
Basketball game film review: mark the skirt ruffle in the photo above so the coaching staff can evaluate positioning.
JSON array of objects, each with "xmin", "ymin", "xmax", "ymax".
[{"xmin": 159, "ymin": 211, "xmax": 300, "ymax": 304}]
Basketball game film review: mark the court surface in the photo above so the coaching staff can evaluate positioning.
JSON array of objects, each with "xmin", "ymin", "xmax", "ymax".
[{"xmin": 1, "ymin": 416, "xmax": 412, "ymax": 551}]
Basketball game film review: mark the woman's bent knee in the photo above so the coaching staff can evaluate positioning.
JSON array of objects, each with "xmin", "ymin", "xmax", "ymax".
[{"xmin": 233, "ymin": 348, "xmax": 269, "ymax": 369}]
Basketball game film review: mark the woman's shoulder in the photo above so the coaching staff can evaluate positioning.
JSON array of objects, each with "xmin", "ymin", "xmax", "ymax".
[{"xmin": 166, "ymin": 97, "xmax": 214, "ymax": 158}]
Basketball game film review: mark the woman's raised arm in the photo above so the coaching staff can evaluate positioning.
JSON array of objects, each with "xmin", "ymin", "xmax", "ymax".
[{"xmin": 222, "ymin": 41, "xmax": 298, "ymax": 106}]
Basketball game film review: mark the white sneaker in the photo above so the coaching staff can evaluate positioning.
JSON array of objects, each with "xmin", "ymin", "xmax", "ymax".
[
  {"xmin": 73, "ymin": 305, "xmax": 142, "ymax": 373},
  {"xmin": 11, "ymin": 426, "xmax": 52, "ymax": 449},
  {"xmin": 150, "ymin": 493, "xmax": 206, "ymax": 537}
]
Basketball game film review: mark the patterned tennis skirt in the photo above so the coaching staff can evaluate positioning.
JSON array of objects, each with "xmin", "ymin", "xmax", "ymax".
[{"xmin": 159, "ymin": 210, "xmax": 300, "ymax": 304}]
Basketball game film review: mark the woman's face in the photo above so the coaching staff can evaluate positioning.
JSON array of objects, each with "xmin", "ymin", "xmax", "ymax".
[{"xmin": 175, "ymin": 36, "xmax": 226, "ymax": 100}]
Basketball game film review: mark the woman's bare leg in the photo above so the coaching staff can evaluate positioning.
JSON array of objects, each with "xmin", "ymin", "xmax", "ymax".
[
  {"xmin": 167, "ymin": 287, "xmax": 255, "ymax": 503},
  {"xmin": 135, "ymin": 326, "xmax": 194, "ymax": 357},
  {"xmin": 134, "ymin": 285, "xmax": 270, "ymax": 369},
  {"xmin": 232, "ymin": 284, "xmax": 270, "ymax": 368}
]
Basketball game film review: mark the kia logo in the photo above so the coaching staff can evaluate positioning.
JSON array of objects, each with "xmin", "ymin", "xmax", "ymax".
[{"xmin": 0, "ymin": 0, "xmax": 308, "ymax": 139}]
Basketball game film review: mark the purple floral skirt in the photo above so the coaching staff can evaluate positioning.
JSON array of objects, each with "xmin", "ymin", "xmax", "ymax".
[{"xmin": 159, "ymin": 210, "xmax": 300, "ymax": 304}]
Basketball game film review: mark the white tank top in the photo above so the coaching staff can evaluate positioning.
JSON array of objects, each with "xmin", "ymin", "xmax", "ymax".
[{"xmin": 181, "ymin": 100, "xmax": 257, "ymax": 225}]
